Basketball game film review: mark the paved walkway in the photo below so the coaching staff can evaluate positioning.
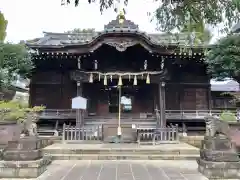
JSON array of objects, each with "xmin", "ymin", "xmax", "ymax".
[
  {"xmin": 44, "ymin": 142, "xmax": 198, "ymax": 150},
  {"xmin": 35, "ymin": 160, "xmax": 208, "ymax": 180}
]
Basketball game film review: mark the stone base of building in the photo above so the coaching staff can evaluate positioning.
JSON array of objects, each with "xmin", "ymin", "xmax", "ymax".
[
  {"xmin": 0, "ymin": 154, "xmax": 52, "ymax": 178},
  {"xmin": 197, "ymin": 158, "xmax": 240, "ymax": 179}
]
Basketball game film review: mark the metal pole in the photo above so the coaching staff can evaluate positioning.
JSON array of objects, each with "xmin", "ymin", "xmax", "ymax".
[{"xmin": 117, "ymin": 85, "xmax": 122, "ymax": 136}]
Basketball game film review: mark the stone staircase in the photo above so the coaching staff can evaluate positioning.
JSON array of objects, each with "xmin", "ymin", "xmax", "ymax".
[{"xmin": 42, "ymin": 143, "xmax": 200, "ymax": 160}]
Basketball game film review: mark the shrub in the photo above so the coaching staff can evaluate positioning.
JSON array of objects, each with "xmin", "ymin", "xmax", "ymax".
[
  {"xmin": 219, "ymin": 111, "xmax": 237, "ymax": 122},
  {"xmin": 0, "ymin": 101, "xmax": 45, "ymax": 121}
]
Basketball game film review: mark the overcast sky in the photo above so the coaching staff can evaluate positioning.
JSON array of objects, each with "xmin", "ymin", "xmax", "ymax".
[
  {"xmin": 0, "ymin": 0, "xmax": 160, "ymax": 43},
  {"xmin": 1, "ymin": 0, "xmax": 226, "ymax": 43}
]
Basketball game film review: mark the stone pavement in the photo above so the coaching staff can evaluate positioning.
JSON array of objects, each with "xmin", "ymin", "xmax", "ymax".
[{"xmin": 33, "ymin": 160, "xmax": 208, "ymax": 180}]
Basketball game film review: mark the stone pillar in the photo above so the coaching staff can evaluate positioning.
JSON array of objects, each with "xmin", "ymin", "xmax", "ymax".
[{"xmin": 158, "ymin": 82, "xmax": 166, "ymax": 127}]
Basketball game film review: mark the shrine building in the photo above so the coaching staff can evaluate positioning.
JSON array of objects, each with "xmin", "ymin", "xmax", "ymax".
[{"xmin": 26, "ymin": 13, "xmax": 212, "ymax": 133}]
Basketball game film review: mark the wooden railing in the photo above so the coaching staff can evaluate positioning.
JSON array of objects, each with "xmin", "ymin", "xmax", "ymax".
[
  {"xmin": 137, "ymin": 124, "xmax": 179, "ymax": 145},
  {"xmin": 165, "ymin": 110, "xmax": 224, "ymax": 119},
  {"xmin": 40, "ymin": 109, "xmax": 233, "ymax": 120},
  {"xmin": 62, "ymin": 124, "xmax": 103, "ymax": 143}
]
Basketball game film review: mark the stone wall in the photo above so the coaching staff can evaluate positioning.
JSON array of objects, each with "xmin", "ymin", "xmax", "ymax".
[{"xmin": 179, "ymin": 135, "xmax": 204, "ymax": 148}]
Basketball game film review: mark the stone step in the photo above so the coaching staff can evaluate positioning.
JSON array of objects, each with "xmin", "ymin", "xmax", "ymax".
[
  {"xmin": 50, "ymin": 154, "xmax": 199, "ymax": 160},
  {"xmin": 42, "ymin": 148, "xmax": 199, "ymax": 155}
]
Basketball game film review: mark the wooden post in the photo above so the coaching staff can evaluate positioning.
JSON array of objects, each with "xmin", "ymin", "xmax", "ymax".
[
  {"xmin": 76, "ymin": 81, "xmax": 82, "ymax": 127},
  {"xmin": 62, "ymin": 123, "xmax": 66, "ymax": 144},
  {"xmin": 158, "ymin": 82, "xmax": 166, "ymax": 127},
  {"xmin": 207, "ymin": 84, "xmax": 212, "ymax": 110}
]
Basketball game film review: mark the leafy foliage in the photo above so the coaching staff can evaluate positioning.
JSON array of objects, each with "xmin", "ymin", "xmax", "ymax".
[
  {"xmin": 0, "ymin": 12, "xmax": 8, "ymax": 41},
  {"xmin": 154, "ymin": 0, "xmax": 240, "ymax": 33},
  {"xmin": 62, "ymin": 0, "xmax": 240, "ymax": 33},
  {"xmin": 180, "ymin": 21, "xmax": 213, "ymax": 45},
  {"xmin": 205, "ymin": 33, "xmax": 240, "ymax": 83},
  {"xmin": 220, "ymin": 110, "xmax": 237, "ymax": 122},
  {"xmin": 0, "ymin": 101, "xmax": 45, "ymax": 122},
  {"xmin": 0, "ymin": 42, "xmax": 34, "ymax": 88}
]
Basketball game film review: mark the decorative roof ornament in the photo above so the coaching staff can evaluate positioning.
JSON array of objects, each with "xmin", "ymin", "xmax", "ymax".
[
  {"xmin": 118, "ymin": 9, "xmax": 125, "ymax": 24},
  {"xmin": 104, "ymin": 8, "xmax": 139, "ymax": 31}
]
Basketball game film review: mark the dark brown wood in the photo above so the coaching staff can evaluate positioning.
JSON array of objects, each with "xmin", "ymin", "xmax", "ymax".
[
  {"xmin": 158, "ymin": 82, "xmax": 166, "ymax": 127},
  {"xmin": 29, "ymin": 31, "xmax": 211, "ymax": 132}
]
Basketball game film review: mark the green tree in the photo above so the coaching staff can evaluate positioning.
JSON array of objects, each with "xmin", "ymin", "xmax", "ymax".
[
  {"xmin": 0, "ymin": 11, "xmax": 8, "ymax": 41},
  {"xmin": 206, "ymin": 33, "xmax": 240, "ymax": 83},
  {"xmin": 206, "ymin": 33, "xmax": 240, "ymax": 104},
  {"xmin": 181, "ymin": 20, "xmax": 213, "ymax": 45},
  {"xmin": 62, "ymin": 0, "xmax": 240, "ymax": 33},
  {"xmin": 0, "ymin": 42, "xmax": 34, "ymax": 88}
]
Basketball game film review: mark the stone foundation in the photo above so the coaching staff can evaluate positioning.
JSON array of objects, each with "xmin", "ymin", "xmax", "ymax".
[
  {"xmin": 0, "ymin": 155, "xmax": 52, "ymax": 178},
  {"xmin": 197, "ymin": 158, "xmax": 240, "ymax": 179},
  {"xmin": 197, "ymin": 118, "xmax": 240, "ymax": 179},
  {"xmin": 0, "ymin": 136, "xmax": 52, "ymax": 178}
]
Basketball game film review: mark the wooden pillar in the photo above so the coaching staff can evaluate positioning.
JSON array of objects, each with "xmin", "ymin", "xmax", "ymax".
[
  {"xmin": 76, "ymin": 81, "xmax": 83, "ymax": 127},
  {"xmin": 159, "ymin": 82, "xmax": 166, "ymax": 127},
  {"xmin": 207, "ymin": 84, "xmax": 212, "ymax": 110}
]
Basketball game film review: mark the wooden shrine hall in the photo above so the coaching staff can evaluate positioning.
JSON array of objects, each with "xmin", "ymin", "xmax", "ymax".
[{"xmin": 26, "ymin": 12, "xmax": 214, "ymax": 138}]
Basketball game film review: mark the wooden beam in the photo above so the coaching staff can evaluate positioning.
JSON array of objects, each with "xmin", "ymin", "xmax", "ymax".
[{"xmin": 158, "ymin": 82, "xmax": 166, "ymax": 127}]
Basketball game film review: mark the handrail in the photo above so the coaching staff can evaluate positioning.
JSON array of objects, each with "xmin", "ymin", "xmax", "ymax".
[{"xmin": 40, "ymin": 109, "xmax": 237, "ymax": 117}]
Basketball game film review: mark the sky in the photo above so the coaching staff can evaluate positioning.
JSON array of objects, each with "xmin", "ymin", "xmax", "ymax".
[
  {"xmin": 0, "ymin": 0, "xmax": 225, "ymax": 43},
  {"xmin": 0, "ymin": 0, "xmax": 160, "ymax": 43}
]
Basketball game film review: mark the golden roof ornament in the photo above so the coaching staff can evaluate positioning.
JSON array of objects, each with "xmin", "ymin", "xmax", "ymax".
[{"xmin": 118, "ymin": 9, "xmax": 125, "ymax": 24}]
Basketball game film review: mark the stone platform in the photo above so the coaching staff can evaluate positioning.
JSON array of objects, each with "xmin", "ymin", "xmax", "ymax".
[
  {"xmin": 0, "ymin": 137, "xmax": 52, "ymax": 178},
  {"xmin": 0, "ymin": 155, "xmax": 52, "ymax": 178},
  {"xmin": 42, "ymin": 142, "xmax": 199, "ymax": 160},
  {"xmin": 32, "ymin": 160, "xmax": 209, "ymax": 180}
]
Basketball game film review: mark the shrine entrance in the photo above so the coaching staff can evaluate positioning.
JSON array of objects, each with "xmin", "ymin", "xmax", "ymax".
[
  {"xmin": 84, "ymin": 79, "xmax": 155, "ymax": 118},
  {"xmin": 108, "ymin": 86, "xmax": 133, "ymax": 114}
]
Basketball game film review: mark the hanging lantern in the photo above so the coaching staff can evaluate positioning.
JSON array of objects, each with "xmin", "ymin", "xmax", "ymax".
[
  {"xmin": 110, "ymin": 75, "xmax": 113, "ymax": 82},
  {"xmin": 146, "ymin": 74, "xmax": 150, "ymax": 84},
  {"xmin": 98, "ymin": 73, "xmax": 101, "ymax": 81},
  {"xmin": 133, "ymin": 75, "xmax": 137, "ymax": 85},
  {"xmin": 104, "ymin": 75, "xmax": 107, "ymax": 85},
  {"xmin": 118, "ymin": 76, "xmax": 123, "ymax": 86},
  {"xmin": 89, "ymin": 73, "xmax": 93, "ymax": 83}
]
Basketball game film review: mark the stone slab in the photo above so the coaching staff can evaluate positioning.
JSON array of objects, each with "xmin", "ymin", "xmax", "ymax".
[
  {"xmin": 0, "ymin": 122, "xmax": 21, "ymax": 145},
  {"xmin": 0, "ymin": 155, "xmax": 52, "ymax": 178},
  {"xmin": 197, "ymin": 158, "xmax": 240, "ymax": 179},
  {"xmin": 35, "ymin": 160, "xmax": 208, "ymax": 180},
  {"xmin": 6, "ymin": 136, "xmax": 43, "ymax": 150},
  {"xmin": 200, "ymin": 149, "xmax": 240, "ymax": 162},
  {"xmin": 42, "ymin": 142, "xmax": 199, "ymax": 160},
  {"xmin": 50, "ymin": 154, "xmax": 199, "ymax": 160},
  {"xmin": 202, "ymin": 137, "xmax": 233, "ymax": 150},
  {"xmin": 3, "ymin": 149, "xmax": 42, "ymax": 161}
]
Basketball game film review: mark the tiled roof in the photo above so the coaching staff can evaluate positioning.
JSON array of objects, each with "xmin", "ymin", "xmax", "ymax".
[
  {"xmin": 211, "ymin": 79, "xmax": 239, "ymax": 92},
  {"xmin": 26, "ymin": 17, "xmax": 209, "ymax": 48}
]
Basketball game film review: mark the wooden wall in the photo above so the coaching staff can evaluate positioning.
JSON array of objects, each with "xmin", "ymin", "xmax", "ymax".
[
  {"xmin": 29, "ymin": 71, "xmax": 75, "ymax": 109},
  {"xmin": 165, "ymin": 62, "xmax": 210, "ymax": 110}
]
